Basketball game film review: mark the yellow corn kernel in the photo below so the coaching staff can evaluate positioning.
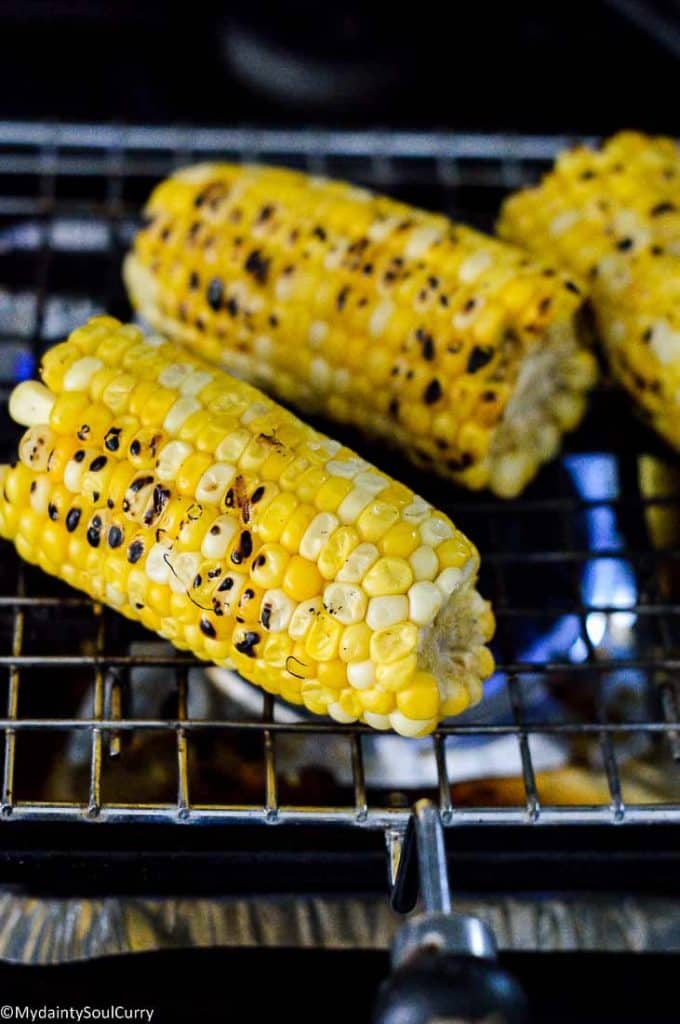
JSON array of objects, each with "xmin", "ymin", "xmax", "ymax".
[
  {"xmin": 279, "ymin": 504, "xmax": 316, "ymax": 554},
  {"xmin": 339, "ymin": 622, "xmax": 372, "ymax": 662},
  {"xmin": 396, "ymin": 672, "xmax": 440, "ymax": 720},
  {"xmin": 254, "ymin": 490, "xmax": 298, "ymax": 543},
  {"xmin": 76, "ymin": 404, "xmax": 113, "ymax": 446},
  {"xmin": 436, "ymin": 534, "xmax": 477, "ymax": 570},
  {"xmin": 250, "ymin": 543, "xmax": 289, "ymax": 589},
  {"xmin": 317, "ymin": 525, "xmax": 360, "ymax": 580},
  {"xmin": 362, "ymin": 556, "xmax": 413, "ymax": 597},
  {"xmin": 376, "ymin": 654, "xmax": 419, "ymax": 691},
  {"xmin": 380, "ymin": 520, "xmax": 420, "ymax": 557},
  {"xmin": 440, "ymin": 681, "xmax": 471, "ymax": 717},
  {"xmin": 175, "ymin": 451, "xmax": 214, "ymax": 497},
  {"xmin": 260, "ymin": 632, "xmax": 294, "ymax": 668},
  {"xmin": 356, "ymin": 500, "xmax": 399, "ymax": 543},
  {"xmin": 50, "ymin": 391, "xmax": 90, "ymax": 433},
  {"xmin": 282, "ymin": 554, "xmax": 323, "ymax": 602},
  {"xmin": 304, "ymin": 610, "xmax": 342, "ymax": 662},
  {"xmin": 370, "ymin": 621, "xmax": 419, "ymax": 664},
  {"xmin": 314, "ymin": 476, "xmax": 354, "ymax": 513},
  {"xmin": 317, "ymin": 659, "xmax": 348, "ymax": 690},
  {"xmin": 358, "ymin": 688, "xmax": 395, "ymax": 715}
]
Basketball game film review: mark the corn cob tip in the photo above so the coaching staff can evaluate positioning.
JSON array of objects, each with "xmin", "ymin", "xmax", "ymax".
[{"xmin": 0, "ymin": 317, "xmax": 496, "ymax": 737}]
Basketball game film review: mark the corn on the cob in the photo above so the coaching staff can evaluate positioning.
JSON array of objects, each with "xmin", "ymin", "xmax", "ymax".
[
  {"xmin": 123, "ymin": 163, "xmax": 597, "ymax": 498},
  {"xmin": 0, "ymin": 316, "xmax": 495, "ymax": 736},
  {"xmin": 499, "ymin": 131, "xmax": 680, "ymax": 449}
]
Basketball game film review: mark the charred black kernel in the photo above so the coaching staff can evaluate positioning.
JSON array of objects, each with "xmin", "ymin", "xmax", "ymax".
[
  {"xmin": 616, "ymin": 237, "xmax": 633, "ymax": 252},
  {"xmin": 129, "ymin": 440, "xmax": 141, "ymax": 457},
  {"xmin": 30, "ymin": 481, "xmax": 36, "ymax": 493},
  {"xmin": 261, "ymin": 604, "xmax": 272, "ymax": 629},
  {"xmin": 187, "ymin": 222, "xmax": 201, "ymax": 242},
  {"xmin": 47, "ymin": 503, "xmax": 59, "ymax": 521},
  {"xmin": 447, "ymin": 453, "xmax": 473, "ymax": 471},
  {"xmin": 207, "ymin": 277, "xmax": 224, "ymax": 311},
  {"xmin": 108, "ymin": 525, "xmax": 123, "ymax": 548},
  {"xmin": 77, "ymin": 424, "xmax": 90, "ymax": 441},
  {"xmin": 193, "ymin": 574, "xmax": 203, "ymax": 588},
  {"xmin": 129, "ymin": 474, "xmax": 154, "ymax": 494},
  {"xmin": 210, "ymin": 524, "xmax": 221, "ymax": 535},
  {"xmin": 254, "ymin": 554, "xmax": 266, "ymax": 568},
  {"xmin": 651, "ymin": 245, "xmax": 664, "ymax": 256},
  {"xmin": 207, "ymin": 567, "xmax": 222, "ymax": 579},
  {"xmin": 542, "ymin": 268, "xmax": 557, "ymax": 277},
  {"xmin": 226, "ymin": 297, "xmax": 239, "ymax": 318},
  {"xmin": 244, "ymin": 249, "xmax": 270, "ymax": 285},
  {"xmin": 74, "ymin": 450, "xmax": 85, "ymax": 463},
  {"xmin": 122, "ymin": 500, "xmax": 130, "ymax": 513},
  {"xmin": 257, "ymin": 203, "xmax": 275, "ymax": 224},
  {"xmin": 336, "ymin": 285, "xmax": 350, "ymax": 311},
  {"xmin": 391, "ymin": 366, "xmax": 400, "ymax": 377},
  {"xmin": 218, "ymin": 576, "xmax": 234, "ymax": 592},
  {"xmin": 241, "ymin": 588, "xmax": 255, "ymax": 604},
  {"xmin": 89, "ymin": 455, "xmax": 107, "ymax": 472},
  {"xmin": 127, "ymin": 539, "xmax": 144, "ymax": 564},
  {"xmin": 423, "ymin": 379, "xmax": 442, "ymax": 405},
  {"xmin": 467, "ymin": 346, "xmax": 494, "ymax": 374},
  {"xmin": 225, "ymin": 488, "xmax": 235, "ymax": 508},
  {"xmin": 388, "ymin": 398, "xmax": 400, "ymax": 419},
  {"xmin": 428, "ymin": 276, "xmax": 439, "ymax": 289},
  {"xmin": 143, "ymin": 484, "xmax": 170, "ymax": 526},
  {"xmin": 642, "ymin": 327, "xmax": 653, "ymax": 343},
  {"xmin": 482, "ymin": 390, "xmax": 496, "ymax": 402},
  {"xmin": 439, "ymin": 295, "xmax": 449, "ymax": 307},
  {"xmin": 135, "ymin": 602, "xmax": 144, "ymax": 610},
  {"xmin": 235, "ymin": 631, "xmax": 260, "ymax": 657},
  {"xmin": 189, "ymin": 271, "xmax": 200, "ymax": 291},
  {"xmin": 312, "ymin": 225, "xmax": 327, "ymax": 241},
  {"xmin": 187, "ymin": 504, "xmax": 202, "ymax": 521},
  {"xmin": 362, "ymin": 263, "xmax": 374, "ymax": 275},
  {"xmin": 251, "ymin": 485, "xmax": 266, "ymax": 505},
  {"xmin": 564, "ymin": 280, "xmax": 581, "ymax": 294},
  {"xmin": 651, "ymin": 201, "xmax": 676, "ymax": 217},
  {"xmin": 104, "ymin": 427, "xmax": 121, "ymax": 452},
  {"xmin": 92, "ymin": 491, "xmax": 100, "ymax": 503},
  {"xmin": 268, "ymin": 314, "xmax": 279, "ymax": 327},
  {"xmin": 580, "ymin": 169, "xmax": 596, "ymax": 180},
  {"xmin": 212, "ymin": 599, "xmax": 224, "ymax": 616},
  {"xmin": 416, "ymin": 328, "xmax": 435, "ymax": 361},
  {"xmin": 107, "ymin": 498, "xmax": 114, "ymax": 509},
  {"xmin": 538, "ymin": 297, "xmax": 553, "ymax": 314},
  {"xmin": 87, "ymin": 516, "xmax": 102, "ymax": 548},
  {"xmin": 200, "ymin": 617, "xmax": 217, "ymax": 638},
  {"xmin": 406, "ymin": 370, "xmax": 414, "ymax": 380},
  {"xmin": 149, "ymin": 434, "xmax": 161, "ymax": 458}
]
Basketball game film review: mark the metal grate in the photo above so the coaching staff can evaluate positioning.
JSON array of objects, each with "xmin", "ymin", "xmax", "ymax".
[{"xmin": 0, "ymin": 122, "xmax": 678, "ymax": 833}]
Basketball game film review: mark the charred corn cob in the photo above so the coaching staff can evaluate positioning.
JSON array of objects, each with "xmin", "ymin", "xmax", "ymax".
[
  {"xmin": 499, "ymin": 131, "xmax": 680, "ymax": 449},
  {"xmin": 123, "ymin": 164, "xmax": 596, "ymax": 498},
  {"xmin": 0, "ymin": 316, "xmax": 495, "ymax": 736}
]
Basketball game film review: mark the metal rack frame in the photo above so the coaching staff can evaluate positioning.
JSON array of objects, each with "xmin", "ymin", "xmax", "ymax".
[{"xmin": 0, "ymin": 123, "xmax": 678, "ymax": 867}]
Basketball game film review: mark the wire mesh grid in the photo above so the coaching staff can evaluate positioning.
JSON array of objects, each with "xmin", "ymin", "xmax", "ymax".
[{"xmin": 0, "ymin": 123, "xmax": 678, "ymax": 830}]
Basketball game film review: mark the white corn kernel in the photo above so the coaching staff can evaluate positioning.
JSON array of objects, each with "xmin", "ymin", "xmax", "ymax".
[
  {"xmin": 420, "ymin": 517, "xmax": 454, "ymax": 546},
  {"xmin": 458, "ymin": 250, "xmax": 491, "ymax": 284},
  {"xmin": 9, "ymin": 381, "xmax": 55, "ymax": 427},
  {"xmin": 180, "ymin": 370, "xmax": 213, "ymax": 396},
  {"xmin": 347, "ymin": 660, "xmax": 376, "ymax": 689},
  {"xmin": 164, "ymin": 396, "xmax": 201, "ymax": 433},
  {"xmin": 241, "ymin": 402, "xmax": 271, "ymax": 426},
  {"xmin": 366, "ymin": 595, "xmax": 409, "ymax": 631},
  {"xmin": 408, "ymin": 581, "xmax": 444, "ymax": 625},
  {"xmin": 63, "ymin": 449, "xmax": 97, "ymax": 493},
  {"xmin": 201, "ymin": 515, "xmax": 239, "ymax": 559},
  {"xmin": 156, "ymin": 440, "xmax": 193, "ymax": 482},
  {"xmin": 402, "ymin": 497, "xmax": 432, "ymax": 523},
  {"xmin": 300, "ymin": 512, "xmax": 339, "ymax": 560},
  {"xmin": 19, "ymin": 426, "xmax": 53, "ymax": 471},
  {"xmin": 336, "ymin": 542, "xmax": 379, "ymax": 583},
  {"xmin": 322, "ymin": 582, "xmax": 367, "ymax": 625},
  {"xmin": 436, "ymin": 567, "xmax": 463, "ymax": 596},
  {"xmin": 409, "ymin": 545, "xmax": 439, "ymax": 581},
  {"xmin": 63, "ymin": 356, "xmax": 104, "ymax": 391},
  {"xmin": 288, "ymin": 597, "xmax": 322, "ymax": 640},
  {"xmin": 215, "ymin": 428, "xmax": 251, "ymax": 462},
  {"xmin": 327, "ymin": 701, "xmax": 357, "ymax": 724},
  {"xmin": 145, "ymin": 542, "xmax": 172, "ymax": 584},
  {"xmin": 158, "ymin": 363, "xmax": 191, "ymax": 389},
  {"xmin": 169, "ymin": 551, "xmax": 201, "ymax": 594},
  {"xmin": 29, "ymin": 474, "xmax": 51, "ymax": 515},
  {"xmin": 404, "ymin": 224, "xmax": 441, "ymax": 260},
  {"xmin": 261, "ymin": 589, "xmax": 296, "ymax": 632},
  {"xmin": 337, "ymin": 487, "xmax": 374, "ymax": 524},
  {"xmin": 196, "ymin": 462, "xmax": 236, "ymax": 505},
  {"xmin": 308, "ymin": 321, "xmax": 328, "ymax": 348},
  {"xmin": 354, "ymin": 471, "xmax": 388, "ymax": 495},
  {"xmin": 388, "ymin": 710, "xmax": 438, "ymax": 737},
  {"xmin": 326, "ymin": 457, "xmax": 368, "ymax": 479},
  {"xmin": 369, "ymin": 299, "xmax": 394, "ymax": 337}
]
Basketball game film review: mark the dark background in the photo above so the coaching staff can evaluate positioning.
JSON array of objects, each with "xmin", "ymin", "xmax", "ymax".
[{"xmin": 0, "ymin": 0, "xmax": 679, "ymax": 131}]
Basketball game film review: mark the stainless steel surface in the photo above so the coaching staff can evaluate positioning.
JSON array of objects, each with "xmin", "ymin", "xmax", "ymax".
[{"xmin": 0, "ymin": 121, "xmax": 678, "ymax": 831}]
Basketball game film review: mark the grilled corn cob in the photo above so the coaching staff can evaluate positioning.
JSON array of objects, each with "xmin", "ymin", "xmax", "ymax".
[
  {"xmin": 0, "ymin": 316, "xmax": 495, "ymax": 736},
  {"xmin": 124, "ymin": 163, "xmax": 596, "ymax": 498},
  {"xmin": 499, "ymin": 131, "xmax": 680, "ymax": 449}
]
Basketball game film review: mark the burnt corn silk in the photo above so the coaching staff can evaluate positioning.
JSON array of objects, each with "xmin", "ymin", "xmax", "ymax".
[
  {"xmin": 499, "ymin": 132, "xmax": 680, "ymax": 449},
  {"xmin": 123, "ymin": 164, "xmax": 597, "ymax": 498},
  {"xmin": 0, "ymin": 317, "xmax": 496, "ymax": 737}
]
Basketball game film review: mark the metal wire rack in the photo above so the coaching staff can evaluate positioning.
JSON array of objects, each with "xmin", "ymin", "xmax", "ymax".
[{"xmin": 0, "ymin": 122, "xmax": 678, "ymax": 846}]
